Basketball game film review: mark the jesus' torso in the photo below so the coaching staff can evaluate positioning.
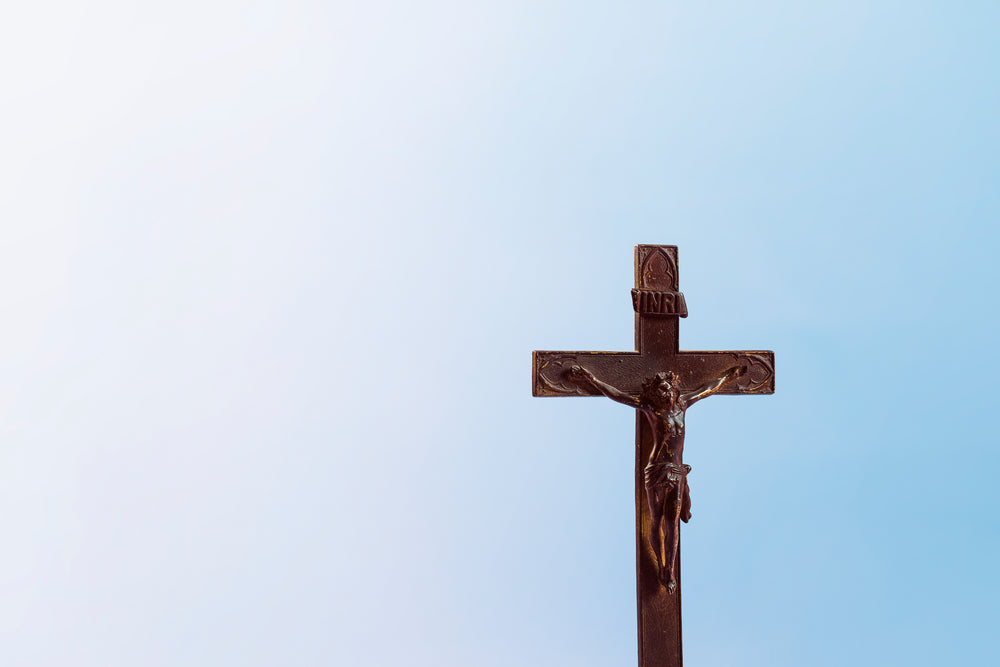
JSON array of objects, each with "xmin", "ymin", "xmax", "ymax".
[{"xmin": 642, "ymin": 401, "xmax": 687, "ymax": 466}]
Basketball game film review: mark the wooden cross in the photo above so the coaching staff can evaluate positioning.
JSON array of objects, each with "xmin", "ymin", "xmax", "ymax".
[{"xmin": 532, "ymin": 245, "xmax": 774, "ymax": 667}]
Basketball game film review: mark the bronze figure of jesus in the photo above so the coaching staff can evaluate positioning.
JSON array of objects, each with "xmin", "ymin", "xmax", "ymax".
[{"xmin": 566, "ymin": 364, "xmax": 745, "ymax": 593}]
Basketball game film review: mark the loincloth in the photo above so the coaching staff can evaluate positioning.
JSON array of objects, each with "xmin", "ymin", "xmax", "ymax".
[
  {"xmin": 645, "ymin": 462, "xmax": 693, "ymax": 522},
  {"xmin": 644, "ymin": 462, "xmax": 691, "ymax": 489}
]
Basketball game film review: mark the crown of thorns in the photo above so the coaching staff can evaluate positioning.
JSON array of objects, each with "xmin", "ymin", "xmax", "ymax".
[{"xmin": 641, "ymin": 371, "xmax": 681, "ymax": 395}]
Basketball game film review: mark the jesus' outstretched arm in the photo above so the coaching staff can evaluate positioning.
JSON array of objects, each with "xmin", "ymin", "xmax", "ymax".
[
  {"xmin": 680, "ymin": 365, "xmax": 745, "ymax": 407},
  {"xmin": 567, "ymin": 365, "xmax": 641, "ymax": 408}
]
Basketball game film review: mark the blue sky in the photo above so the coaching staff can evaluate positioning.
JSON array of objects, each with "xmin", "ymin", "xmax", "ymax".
[{"xmin": 0, "ymin": 2, "xmax": 997, "ymax": 666}]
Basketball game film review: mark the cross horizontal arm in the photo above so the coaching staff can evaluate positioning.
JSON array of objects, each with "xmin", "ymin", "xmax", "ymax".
[{"xmin": 532, "ymin": 350, "xmax": 774, "ymax": 398}]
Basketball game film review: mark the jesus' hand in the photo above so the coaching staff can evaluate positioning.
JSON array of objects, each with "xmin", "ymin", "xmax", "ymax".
[{"xmin": 567, "ymin": 365, "xmax": 594, "ymax": 385}]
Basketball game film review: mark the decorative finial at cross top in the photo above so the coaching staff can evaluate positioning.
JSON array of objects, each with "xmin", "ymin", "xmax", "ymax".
[{"xmin": 532, "ymin": 245, "xmax": 774, "ymax": 667}]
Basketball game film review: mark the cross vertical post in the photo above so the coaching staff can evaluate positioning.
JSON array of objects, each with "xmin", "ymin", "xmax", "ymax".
[{"xmin": 532, "ymin": 245, "xmax": 774, "ymax": 667}]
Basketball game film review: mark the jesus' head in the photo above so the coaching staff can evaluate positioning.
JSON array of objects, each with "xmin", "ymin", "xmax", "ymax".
[{"xmin": 641, "ymin": 371, "xmax": 681, "ymax": 408}]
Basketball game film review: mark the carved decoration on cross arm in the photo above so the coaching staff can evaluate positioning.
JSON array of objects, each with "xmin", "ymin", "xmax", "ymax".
[
  {"xmin": 731, "ymin": 352, "xmax": 774, "ymax": 393},
  {"xmin": 536, "ymin": 355, "xmax": 585, "ymax": 395}
]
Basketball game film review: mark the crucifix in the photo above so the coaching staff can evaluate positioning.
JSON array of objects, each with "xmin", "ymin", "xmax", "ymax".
[{"xmin": 531, "ymin": 245, "xmax": 774, "ymax": 667}]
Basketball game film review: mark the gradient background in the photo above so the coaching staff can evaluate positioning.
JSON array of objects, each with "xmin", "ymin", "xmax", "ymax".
[{"xmin": 1, "ymin": 2, "xmax": 998, "ymax": 666}]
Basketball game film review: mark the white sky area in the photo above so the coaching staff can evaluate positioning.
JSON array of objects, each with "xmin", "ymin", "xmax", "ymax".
[{"xmin": 0, "ymin": 2, "xmax": 998, "ymax": 666}]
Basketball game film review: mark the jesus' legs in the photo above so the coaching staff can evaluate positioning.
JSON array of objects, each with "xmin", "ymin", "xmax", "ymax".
[
  {"xmin": 646, "ymin": 488, "xmax": 663, "ymax": 580},
  {"xmin": 646, "ymin": 487, "xmax": 667, "ymax": 582},
  {"xmin": 663, "ymin": 481, "xmax": 685, "ymax": 594}
]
